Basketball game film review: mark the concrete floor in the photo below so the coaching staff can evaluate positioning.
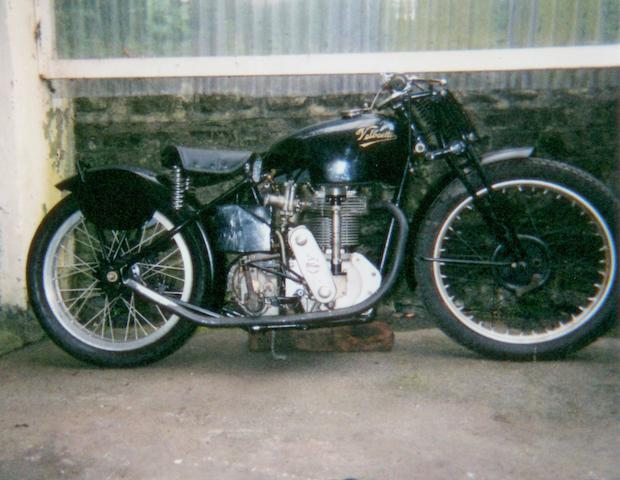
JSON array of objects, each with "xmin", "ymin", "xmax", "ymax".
[{"xmin": 0, "ymin": 328, "xmax": 618, "ymax": 480}]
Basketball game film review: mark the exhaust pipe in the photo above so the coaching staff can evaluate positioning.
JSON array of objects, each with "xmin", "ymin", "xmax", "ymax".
[{"xmin": 124, "ymin": 201, "xmax": 408, "ymax": 328}]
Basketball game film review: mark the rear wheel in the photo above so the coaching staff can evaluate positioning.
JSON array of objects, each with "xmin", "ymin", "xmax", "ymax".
[
  {"xmin": 27, "ymin": 195, "xmax": 207, "ymax": 367},
  {"xmin": 415, "ymin": 158, "xmax": 617, "ymax": 359}
]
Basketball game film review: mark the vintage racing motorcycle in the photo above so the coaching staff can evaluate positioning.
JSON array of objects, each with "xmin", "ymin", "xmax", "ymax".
[{"xmin": 27, "ymin": 74, "xmax": 617, "ymax": 366}]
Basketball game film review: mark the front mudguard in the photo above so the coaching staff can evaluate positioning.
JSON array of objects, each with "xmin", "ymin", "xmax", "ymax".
[
  {"xmin": 409, "ymin": 147, "xmax": 535, "ymax": 230},
  {"xmin": 57, "ymin": 166, "xmax": 171, "ymax": 230}
]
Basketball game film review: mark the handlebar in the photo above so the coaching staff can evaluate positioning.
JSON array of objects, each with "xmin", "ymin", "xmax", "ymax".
[
  {"xmin": 383, "ymin": 74, "xmax": 408, "ymax": 91},
  {"xmin": 372, "ymin": 73, "xmax": 447, "ymax": 111}
]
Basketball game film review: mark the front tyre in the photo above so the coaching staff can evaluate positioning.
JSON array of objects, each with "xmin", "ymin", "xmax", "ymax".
[
  {"xmin": 27, "ymin": 195, "xmax": 207, "ymax": 367},
  {"xmin": 415, "ymin": 158, "xmax": 617, "ymax": 360}
]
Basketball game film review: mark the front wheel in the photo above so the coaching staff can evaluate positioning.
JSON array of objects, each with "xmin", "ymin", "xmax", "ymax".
[
  {"xmin": 415, "ymin": 158, "xmax": 617, "ymax": 360},
  {"xmin": 27, "ymin": 195, "xmax": 208, "ymax": 367}
]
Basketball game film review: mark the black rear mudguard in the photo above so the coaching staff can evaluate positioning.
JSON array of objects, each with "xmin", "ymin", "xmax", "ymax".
[
  {"xmin": 57, "ymin": 166, "xmax": 170, "ymax": 230},
  {"xmin": 58, "ymin": 165, "xmax": 220, "ymax": 306}
]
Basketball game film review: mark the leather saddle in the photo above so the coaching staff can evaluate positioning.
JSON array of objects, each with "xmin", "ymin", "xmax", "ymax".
[{"xmin": 162, "ymin": 145, "xmax": 254, "ymax": 175}]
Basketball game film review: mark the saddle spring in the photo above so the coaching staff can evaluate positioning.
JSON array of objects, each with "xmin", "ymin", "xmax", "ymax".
[{"xmin": 171, "ymin": 165, "xmax": 190, "ymax": 210}]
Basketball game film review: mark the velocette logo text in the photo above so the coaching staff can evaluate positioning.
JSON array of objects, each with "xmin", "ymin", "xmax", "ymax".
[{"xmin": 355, "ymin": 125, "xmax": 397, "ymax": 148}]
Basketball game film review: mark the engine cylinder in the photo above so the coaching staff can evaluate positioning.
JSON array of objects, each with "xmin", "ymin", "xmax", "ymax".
[{"xmin": 304, "ymin": 189, "xmax": 367, "ymax": 249}]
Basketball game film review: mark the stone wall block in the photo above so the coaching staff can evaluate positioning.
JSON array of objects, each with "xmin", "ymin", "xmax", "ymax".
[
  {"xmin": 499, "ymin": 90, "xmax": 539, "ymax": 103},
  {"xmin": 74, "ymin": 97, "xmax": 112, "ymax": 113},
  {"xmin": 266, "ymin": 96, "xmax": 307, "ymax": 112},
  {"xmin": 194, "ymin": 94, "xmax": 256, "ymax": 116},
  {"xmin": 128, "ymin": 95, "xmax": 176, "ymax": 115}
]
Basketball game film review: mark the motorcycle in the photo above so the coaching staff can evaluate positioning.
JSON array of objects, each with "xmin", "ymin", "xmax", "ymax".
[{"xmin": 27, "ymin": 74, "xmax": 618, "ymax": 366}]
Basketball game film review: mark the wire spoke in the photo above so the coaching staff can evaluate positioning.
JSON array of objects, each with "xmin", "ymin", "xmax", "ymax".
[
  {"xmin": 100, "ymin": 298, "xmax": 107, "ymax": 338},
  {"xmin": 143, "ymin": 268, "xmax": 185, "ymax": 284},
  {"xmin": 81, "ymin": 304, "xmax": 107, "ymax": 329},
  {"xmin": 123, "ymin": 294, "xmax": 133, "ymax": 341},
  {"xmin": 137, "ymin": 224, "xmax": 147, "ymax": 252},
  {"xmin": 120, "ymin": 297, "xmax": 156, "ymax": 335},
  {"xmin": 74, "ymin": 222, "xmax": 104, "ymax": 257},
  {"xmin": 138, "ymin": 249, "xmax": 181, "ymax": 277},
  {"xmin": 521, "ymin": 196, "xmax": 540, "ymax": 236},
  {"xmin": 64, "ymin": 281, "xmax": 99, "ymax": 313},
  {"xmin": 71, "ymin": 236, "xmax": 102, "ymax": 257},
  {"xmin": 155, "ymin": 305, "xmax": 171, "ymax": 324},
  {"xmin": 120, "ymin": 296, "xmax": 141, "ymax": 338},
  {"xmin": 123, "ymin": 224, "xmax": 166, "ymax": 256},
  {"xmin": 71, "ymin": 291, "xmax": 104, "ymax": 319},
  {"xmin": 449, "ymin": 228, "xmax": 487, "ymax": 261},
  {"xmin": 111, "ymin": 231, "xmax": 129, "ymax": 260},
  {"xmin": 58, "ymin": 245, "xmax": 98, "ymax": 273},
  {"xmin": 54, "ymin": 263, "xmax": 98, "ymax": 281},
  {"xmin": 132, "ymin": 306, "xmax": 158, "ymax": 331},
  {"xmin": 59, "ymin": 286, "xmax": 101, "ymax": 293},
  {"xmin": 108, "ymin": 297, "xmax": 116, "ymax": 342}
]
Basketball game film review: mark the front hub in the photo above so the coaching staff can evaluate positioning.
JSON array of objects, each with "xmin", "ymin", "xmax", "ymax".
[{"xmin": 493, "ymin": 235, "xmax": 552, "ymax": 294}]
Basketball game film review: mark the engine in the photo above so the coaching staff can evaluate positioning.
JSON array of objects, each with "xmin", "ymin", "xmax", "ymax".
[{"xmin": 227, "ymin": 182, "xmax": 382, "ymax": 316}]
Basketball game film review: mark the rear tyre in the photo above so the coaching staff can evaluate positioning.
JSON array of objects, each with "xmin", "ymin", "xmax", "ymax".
[
  {"xmin": 27, "ymin": 195, "xmax": 208, "ymax": 367},
  {"xmin": 415, "ymin": 158, "xmax": 617, "ymax": 360}
]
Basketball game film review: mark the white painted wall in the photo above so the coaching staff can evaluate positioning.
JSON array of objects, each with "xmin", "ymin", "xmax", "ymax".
[{"xmin": 0, "ymin": 0, "xmax": 62, "ymax": 307}]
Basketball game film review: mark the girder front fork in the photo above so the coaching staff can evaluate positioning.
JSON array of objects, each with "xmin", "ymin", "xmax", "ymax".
[{"xmin": 444, "ymin": 148, "xmax": 525, "ymax": 260}]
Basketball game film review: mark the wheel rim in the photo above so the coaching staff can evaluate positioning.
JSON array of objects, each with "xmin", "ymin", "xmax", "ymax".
[
  {"xmin": 43, "ymin": 210, "xmax": 194, "ymax": 351},
  {"xmin": 431, "ymin": 179, "xmax": 616, "ymax": 344}
]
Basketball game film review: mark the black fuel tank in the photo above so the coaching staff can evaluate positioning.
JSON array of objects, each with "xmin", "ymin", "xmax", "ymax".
[{"xmin": 263, "ymin": 113, "xmax": 407, "ymax": 185}]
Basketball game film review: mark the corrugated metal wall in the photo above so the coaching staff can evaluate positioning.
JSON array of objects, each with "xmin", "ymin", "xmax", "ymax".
[{"xmin": 54, "ymin": 0, "xmax": 620, "ymax": 96}]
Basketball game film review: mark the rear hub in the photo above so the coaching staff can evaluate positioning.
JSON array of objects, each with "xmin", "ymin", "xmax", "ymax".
[{"xmin": 97, "ymin": 264, "xmax": 128, "ymax": 297}]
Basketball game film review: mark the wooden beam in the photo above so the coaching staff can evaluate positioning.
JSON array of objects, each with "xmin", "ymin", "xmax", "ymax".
[{"xmin": 39, "ymin": 45, "xmax": 620, "ymax": 80}]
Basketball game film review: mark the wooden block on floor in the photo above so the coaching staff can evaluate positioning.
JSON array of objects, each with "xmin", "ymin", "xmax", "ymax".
[{"xmin": 248, "ymin": 321, "xmax": 394, "ymax": 353}]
